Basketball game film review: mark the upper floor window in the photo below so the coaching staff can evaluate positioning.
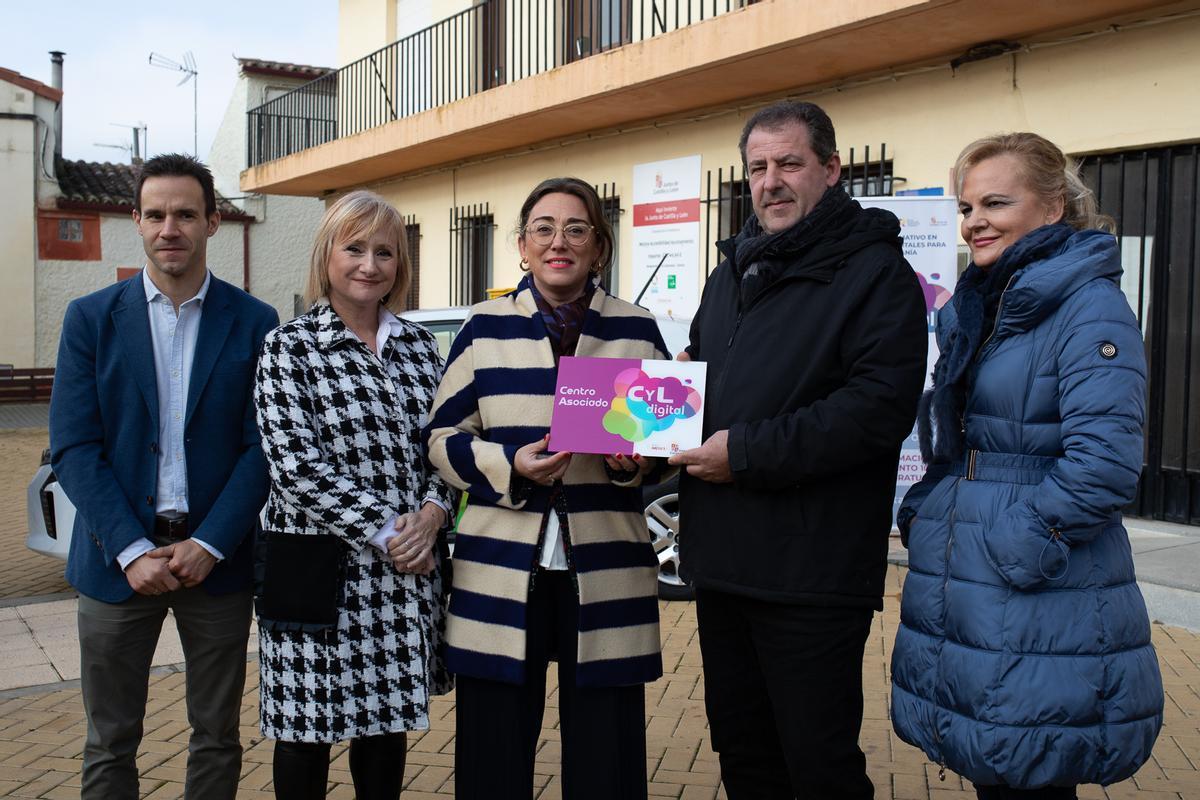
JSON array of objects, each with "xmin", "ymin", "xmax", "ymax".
[
  {"xmin": 58, "ymin": 219, "xmax": 84, "ymax": 242},
  {"xmin": 450, "ymin": 204, "xmax": 494, "ymax": 305},
  {"xmin": 566, "ymin": 0, "xmax": 632, "ymax": 62},
  {"xmin": 403, "ymin": 220, "xmax": 422, "ymax": 310},
  {"xmin": 596, "ymin": 182, "xmax": 622, "ymax": 298}
]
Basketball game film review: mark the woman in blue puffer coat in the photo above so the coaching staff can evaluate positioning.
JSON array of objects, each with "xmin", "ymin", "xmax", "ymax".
[{"xmin": 891, "ymin": 133, "xmax": 1164, "ymax": 799}]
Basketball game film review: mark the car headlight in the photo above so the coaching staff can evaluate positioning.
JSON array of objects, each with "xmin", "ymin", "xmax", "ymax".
[{"xmin": 39, "ymin": 474, "xmax": 57, "ymax": 540}]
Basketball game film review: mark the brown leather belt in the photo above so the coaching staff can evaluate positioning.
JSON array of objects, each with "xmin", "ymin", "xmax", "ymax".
[{"xmin": 153, "ymin": 513, "xmax": 190, "ymax": 544}]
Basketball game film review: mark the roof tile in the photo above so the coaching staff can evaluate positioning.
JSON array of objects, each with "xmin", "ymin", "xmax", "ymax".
[
  {"xmin": 55, "ymin": 159, "xmax": 247, "ymax": 218},
  {"xmin": 236, "ymin": 58, "xmax": 332, "ymax": 80}
]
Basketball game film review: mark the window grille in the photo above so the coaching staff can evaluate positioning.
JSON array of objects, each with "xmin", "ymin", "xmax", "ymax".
[
  {"xmin": 403, "ymin": 217, "xmax": 421, "ymax": 310},
  {"xmin": 449, "ymin": 204, "xmax": 494, "ymax": 305}
]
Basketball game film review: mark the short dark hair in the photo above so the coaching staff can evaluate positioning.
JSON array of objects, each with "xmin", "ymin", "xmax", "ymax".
[
  {"xmin": 516, "ymin": 177, "xmax": 615, "ymax": 277},
  {"xmin": 738, "ymin": 101, "xmax": 838, "ymax": 167},
  {"xmin": 135, "ymin": 153, "xmax": 217, "ymax": 218}
]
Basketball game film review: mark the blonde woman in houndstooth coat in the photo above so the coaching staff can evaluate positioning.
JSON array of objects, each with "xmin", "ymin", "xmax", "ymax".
[{"xmin": 253, "ymin": 190, "xmax": 456, "ymax": 800}]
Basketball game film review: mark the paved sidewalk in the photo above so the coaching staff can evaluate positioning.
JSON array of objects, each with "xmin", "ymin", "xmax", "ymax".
[
  {"xmin": 4, "ymin": 409, "xmax": 1199, "ymax": 798},
  {"xmin": 1, "ymin": 565, "xmax": 1200, "ymax": 799}
]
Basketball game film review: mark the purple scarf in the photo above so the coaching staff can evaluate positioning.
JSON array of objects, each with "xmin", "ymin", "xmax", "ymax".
[{"xmin": 530, "ymin": 280, "xmax": 595, "ymax": 360}]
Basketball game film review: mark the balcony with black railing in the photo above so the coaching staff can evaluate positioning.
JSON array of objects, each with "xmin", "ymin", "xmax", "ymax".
[
  {"xmin": 247, "ymin": 0, "xmax": 750, "ymax": 169},
  {"xmin": 242, "ymin": 0, "xmax": 1170, "ymax": 196}
]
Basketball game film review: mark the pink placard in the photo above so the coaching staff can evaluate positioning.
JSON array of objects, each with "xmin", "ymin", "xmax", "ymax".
[{"xmin": 549, "ymin": 356, "xmax": 706, "ymax": 456}]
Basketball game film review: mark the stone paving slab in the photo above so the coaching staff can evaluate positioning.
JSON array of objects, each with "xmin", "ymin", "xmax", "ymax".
[
  {"xmin": 0, "ymin": 565, "xmax": 1199, "ymax": 799},
  {"xmin": 0, "ymin": 597, "xmax": 262, "ymax": 691},
  {"xmin": 1128, "ymin": 533, "xmax": 1200, "ymax": 594}
]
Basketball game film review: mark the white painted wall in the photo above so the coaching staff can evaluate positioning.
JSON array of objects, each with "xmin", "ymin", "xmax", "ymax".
[
  {"xmin": 0, "ymin": 77, "xmax": 57, "ymax": 366},
  {"xmin": 35, "ymin": 215, "xmax": 245, "ymax": 367},
  {"xmin": 10, "ymin": 57, "xmax": 319, "ymax": 368},
  {"xmin": 207, "ymin": 65, "xmax": 330, "ymax": 322},
  {"xmin": 396, "ymin": 0, "xmax": 434, "ymax": 38},
  {"xmin": 243, "ymin": 193, "xmax": 324, "ymax": 321},
  {"xmin": 0, "ymin": 115, "xmax": 37, "ymax": 367},
  {"xmin": 339, "ymin": 0, "xmax": 397, "ymax": 65},
  {"xmin": 208, "ymin": 69, "xmax": 250, "ymax": 207}
]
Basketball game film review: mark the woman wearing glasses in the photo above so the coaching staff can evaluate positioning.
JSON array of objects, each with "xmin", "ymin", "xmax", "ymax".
[{"xmin": 426, "ymin": 177, "xmax": 672, "ymax": 799}]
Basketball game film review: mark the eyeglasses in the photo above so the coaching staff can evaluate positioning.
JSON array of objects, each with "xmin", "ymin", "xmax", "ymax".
[{"xmin": 523, "ymin": 222, "xmax": 595, "ymax": 247}]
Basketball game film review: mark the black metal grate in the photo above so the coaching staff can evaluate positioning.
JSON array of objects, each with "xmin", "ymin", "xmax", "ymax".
[
  {"xmin": 247, "ymin": 73, "xmax": 337, "ymax": 168},
  {"xmin": 701, "ymin": 166, "xmax": 749, "ymax": 277},
  {"xmin": 595, "ymin": 181, "xmax": 622, "ymax": 298},
  {"xmin": 700, "ymin": 146, "xmax": 895, "ymax": 275},
  {"xmin": 450, "ymin": 205, "xmax": 494, "ymax": 306},
  {"xmin": 403, "ymin": 217, "xmax": 421, "ymax": 310},
  {"xmin": 1082, "ymin": 144, "xmax": 1200, "ymax": 525},
  {"xmin": 843, "ymin": 144, "xmax": 896, "ymax": 197}
]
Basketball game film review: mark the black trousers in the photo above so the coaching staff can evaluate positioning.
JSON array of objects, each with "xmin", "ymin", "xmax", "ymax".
[
  {"xmin": 975, "ymin": 786, "xmax": 1078, "ymax": 799},
  {"xmin": 454, "ymin": 569, "xmax": 647, "ymax": 800},
  {"xmin": 695, "ymin": 587, "xmax": 875, "ymax": 800},
  {"xmin": 272, "ymin": 733, "xmax": 407, "ymax": 800}
]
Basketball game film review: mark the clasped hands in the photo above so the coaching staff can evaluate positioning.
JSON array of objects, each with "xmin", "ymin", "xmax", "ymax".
[
  {"xmin": 384, "ymin": 503, "xmax": 445, "ymax": 576},
  {"xmin": 126, "ymin": 538, "xmax": 217, "ymax": 595}
]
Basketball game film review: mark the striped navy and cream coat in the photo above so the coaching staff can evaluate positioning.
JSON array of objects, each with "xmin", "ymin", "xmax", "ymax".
[{"xmin": 425, "ymin": 276, "xmax": 670, "ymax": 687}]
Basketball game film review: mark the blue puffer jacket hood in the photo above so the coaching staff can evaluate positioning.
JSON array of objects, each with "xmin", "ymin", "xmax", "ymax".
[{"xmin": 891, "ymin": 229, "xmax": 1164, "ymax": 788}]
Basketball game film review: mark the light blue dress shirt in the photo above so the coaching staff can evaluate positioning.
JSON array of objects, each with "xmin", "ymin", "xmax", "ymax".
[{"xmin": 116, "ymin": 269, "xmax": 223, "ymax": 570}]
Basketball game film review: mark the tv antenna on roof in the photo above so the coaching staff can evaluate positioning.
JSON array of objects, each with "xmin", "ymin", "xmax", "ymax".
[
  {"xmin": 148, "ymin": 51, "xmax": 198, "ymax": 156},
  {"xmin": 94, "ymin": 141, "xmax": 135, "ymax": 161},
  {"xmin": 100, "ymin": 122, "xmax": 147, "ymax": 163}
]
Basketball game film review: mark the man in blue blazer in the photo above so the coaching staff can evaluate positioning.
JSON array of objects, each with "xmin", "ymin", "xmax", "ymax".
[{"xmin": 50, "ymin": 154, "xmax": 279, "ymax": 800}]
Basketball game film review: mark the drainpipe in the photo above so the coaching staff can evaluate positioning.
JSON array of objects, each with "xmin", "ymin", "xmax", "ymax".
[
  {"xmin": 49, "ymin": 51, "xmax": 64, "ymax": 162},
  {"xmin": 242, "ymin": 220, "xmax": 251, "ymax": 292}
]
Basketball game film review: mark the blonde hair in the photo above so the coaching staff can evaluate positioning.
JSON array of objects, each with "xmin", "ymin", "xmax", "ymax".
[
  {"xmin": 954, "ymin": 132, "xmax": 1113, "ymax": 232},
  {"xmin": 304, "ymin": 190, "xmax": 410, "ymax": 313}
]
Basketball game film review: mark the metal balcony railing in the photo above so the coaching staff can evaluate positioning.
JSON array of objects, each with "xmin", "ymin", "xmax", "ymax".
[{"xmin": 247, "ymin": 0, "xmax": 751, "ymax": 167}]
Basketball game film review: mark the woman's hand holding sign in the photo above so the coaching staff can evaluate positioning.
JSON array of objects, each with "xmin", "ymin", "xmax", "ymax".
[{"xmin": 515, "ymin": 435, "xmax": 573, "ymax": 486}]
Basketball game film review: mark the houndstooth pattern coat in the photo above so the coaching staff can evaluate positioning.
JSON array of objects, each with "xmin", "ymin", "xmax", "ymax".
[{"xmin": 254, "ymin": 301, "xmax": 455, "ymax": 743}]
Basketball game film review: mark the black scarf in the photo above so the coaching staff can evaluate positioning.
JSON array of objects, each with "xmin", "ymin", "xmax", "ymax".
[
  {"xmin": 727, "ymin": 186, "xmax": 854, "ymax": 306},
  {"xmin": 918, "ymin": 223, "xmax": 1075, "ymax": 463}
]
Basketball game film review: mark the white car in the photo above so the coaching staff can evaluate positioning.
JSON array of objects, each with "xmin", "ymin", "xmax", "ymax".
[
  {"xmin": 26, "ymin": 448, "xmax": 74, "ymax": 560},
  {"xmin": 26, "ymin": 307, "xmax": 695, "ymax": 600}
]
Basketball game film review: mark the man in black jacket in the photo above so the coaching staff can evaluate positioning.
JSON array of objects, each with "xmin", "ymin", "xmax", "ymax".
[{"xmin": 669, "ymin": 101, "xmax": 927, "ymax": 798}]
